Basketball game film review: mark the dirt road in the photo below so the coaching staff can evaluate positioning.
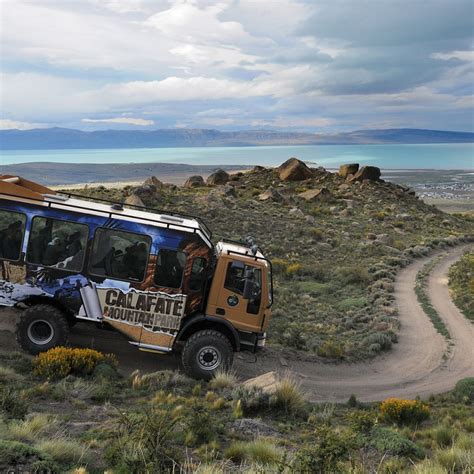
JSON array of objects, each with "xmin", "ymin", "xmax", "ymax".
[{"xmin": 0, "ymin": 244, "xmax": 472, "ymax": 402}]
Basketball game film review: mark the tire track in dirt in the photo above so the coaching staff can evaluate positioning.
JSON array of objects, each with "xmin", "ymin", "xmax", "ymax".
[{"xmin": 0, "ymin": 245, "xmax": 472, "ymax": 402}]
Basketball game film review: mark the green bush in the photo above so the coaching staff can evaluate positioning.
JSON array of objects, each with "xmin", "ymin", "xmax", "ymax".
[
  {"xmin": 224, "ymin": 439, "xmax": 281, "ymax": 465},
  {"xmin": 292, "ymin": 426, "xmax": 349, "ymax": 472},
  {"xmin": 348, "ymin": 410, "xmax": 377, "ymax": 434},
  {"xmin": 231, "ymin": 385, "xmax": 270, "ymax": 414},
  {"xmin": 369, "ymin": 427, "xmax": 423, "ymax": 458},
  {"xmin": 0, "ymin": 387, "xmax": 28, "ymax": 420},
  {"xmin": 453, "ymin": 377, "xmax": 474, "ymax": 404},
  {"xmin": 0, "ymin": 440, "xmax": 46, "ymax": 467}
]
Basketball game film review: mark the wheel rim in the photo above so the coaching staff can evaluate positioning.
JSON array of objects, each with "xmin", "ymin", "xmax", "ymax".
[
  {"xmin": 197, "ymin": 346, "xmax": 221, "ymax": 371},
  {"xmin": 27, "ymin": 320, "xmax": 54, "ymax": 345}
]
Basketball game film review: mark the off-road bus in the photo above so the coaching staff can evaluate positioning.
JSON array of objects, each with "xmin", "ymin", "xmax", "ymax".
[{"xmin": 0, "ymin": 176, "xmax": 272, "ymax": 379}]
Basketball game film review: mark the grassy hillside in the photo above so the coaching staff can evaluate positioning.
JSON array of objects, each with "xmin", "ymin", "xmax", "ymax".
[
  {"xmin": 448, "ymin": 250, "xmax": 474, "ymax": 322},
  {"xmin": 71, "ymin": 161, "xmax": 473, "ymax": 360},
  {"xmin": 0, "ymin": 350, "xmax": 473, "ymax": 473}
]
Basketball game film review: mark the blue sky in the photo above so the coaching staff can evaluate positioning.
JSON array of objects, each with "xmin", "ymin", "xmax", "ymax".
[{"xmin": 1, "ymin": 0, "xmax": 473, "ymax": 132}]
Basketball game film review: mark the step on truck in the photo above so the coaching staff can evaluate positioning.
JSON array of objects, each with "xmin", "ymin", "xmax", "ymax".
[{"xmin": 0, "ymin": 176, "xmax": 273, "ymax": 379}]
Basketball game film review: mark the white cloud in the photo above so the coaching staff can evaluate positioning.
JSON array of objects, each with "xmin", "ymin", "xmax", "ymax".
[
  {"xmin": 82, "ymin": 117, "xmax": 155, "ymax": 126},
  {"xmin": 432, "ymin": 50, "xmax": 474, "ymax": 62},
  {"xmin": 0, "ymin": 119, "xmax": 43, "ymax": 130}
]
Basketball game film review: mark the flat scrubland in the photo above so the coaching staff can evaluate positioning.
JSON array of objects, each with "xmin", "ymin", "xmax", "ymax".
[{"xmin": 73, "ymin": 163, "xmax": 473, "ymax": 361}]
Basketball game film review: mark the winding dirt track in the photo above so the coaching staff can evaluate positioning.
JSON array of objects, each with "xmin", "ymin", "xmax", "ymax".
[{"xmin": 0, "ymin": 245, "xmax": 472, "ymax": 402}]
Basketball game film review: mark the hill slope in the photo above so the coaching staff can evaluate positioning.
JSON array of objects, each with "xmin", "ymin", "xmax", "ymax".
[{"xmin": 1, "ymin": 127, "xmax": 473, "ymax": 149}]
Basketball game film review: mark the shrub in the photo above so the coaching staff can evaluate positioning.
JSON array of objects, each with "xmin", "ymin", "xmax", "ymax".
[
  {"xmin": 379, "ymin": 398, "xmax": 430, "ymax": 425},
  {"xmin": 369, "ymin": 426, "xmax": 424, "ymax": 457},
  {"xmin": 224, "ymin": 439, "xmax": 281, "ymax": 465},
  {"xmin": 34, "ymin": 347, "xmax": 117, "ymax": 380},
  {"xmin": 0, "ymin": 440, "xmax": 45, "ymax": 467},
  {"xmin": 292, "ymin": 426, "xmax": 348, "ymax": 473},
  {"xmin": 336, "ymin": 266, "xmax": 371, "ymax": 285},
  {"xmin": 105, "ymin": 407, "xmax": 182, "ymax": 472},
  {"xmin": 271, "ymin": 374, "xmax": 306, "ymax": 416},
  {"xmin": 317, "ymin": 340, "xmax": 344, "ymax": 359},
  {"xmin": 0, "ymin": 387, "xmax": 28, "ymax": 420},
  {"xmin": 209, "ymin": 369, "xmax": 238, "ymax": 390},
  {"xmin": 231, "ymin": 386, "xmax": 270, "ymax": 414},
  {"xmin": 435, "ymin": 443, "xmax": 474, "ymax": 472},
  {"xmin": 285, "ymin": 262, "xmax": 303, "ymax": 277},
  {"xmin": 37, "ymin": 439, "xmax": 89, "ymax": 466},
  {"xmin": 453, "ymin": 377, "xmax": 474, "ymax": 404},
  {"xmin": 131, "ymin": 369, "xmax": 189, "ymax": 390},
  {"xmin": 7, "ymin": 414, "xmax": 56, "ymax": 442},
  {"xmin": 348, "ymin": 410, "xmax": 377, "ymax": 434}
]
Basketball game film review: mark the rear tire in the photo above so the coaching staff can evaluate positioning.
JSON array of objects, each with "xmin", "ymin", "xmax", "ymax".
[
  {"xmin": 16, "ymin": 304, "xmax": 69, "ymax": 355},
  {"xmin": 181, "ymin": 329, "xmax": 233, "ymax": 380}
]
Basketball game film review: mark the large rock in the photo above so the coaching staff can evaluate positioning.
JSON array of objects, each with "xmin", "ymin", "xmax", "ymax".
[
  {"xmin": 242, "ymin": 371, "xmax": 278, "ymax": 394},
  {"xmin": 130, "ymin": 184, "xmax": 156, "ymax": 198},
  {"xmin": 298, "ymin": 187, "xmax": 332, "ymax": 202},
  {"xmin": 339, "ymin": 163, "xmax": 359, "ymax": 178},
  {"xmin": 184, "ymin": 175, "xmax": 205, "ymax": 188},
  {"xmin": 207, "ymin": 169, "xmax": 229, "ymax": 185},
  {"xmin": 143, "ymin": 176, "xmax": 164, "ymax": 189},
  {"xmin": 349, "ymin": 166, "xmax": 381, "ymax": 182},
  {"xmin": 278, "ymin": 158, "xmax": 313, "ymax": 182},
  {"xmin": 125, "ymin": 194, "xmax": 145, "ymax": 207},
  {"xmin": 258, "ymin": 186, "xmax": 284, "ymax": 202}
]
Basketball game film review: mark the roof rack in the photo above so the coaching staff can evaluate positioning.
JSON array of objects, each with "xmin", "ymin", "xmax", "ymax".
[
  {"xmin": 63, "ymin": 191, "xmax": 213, "ymax": 241},
  {"xmin": 0, "ymin": 176, "xmax": 212, "ymax": 242}
]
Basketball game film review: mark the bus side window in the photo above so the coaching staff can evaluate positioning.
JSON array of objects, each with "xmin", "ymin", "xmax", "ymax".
[
  {"xmin": 189, "ymin": 257, "xmax": 207, "ymax": 291},
  {"xmin": 154, "ymin": 249, "xmax": 186, "ymax": 289},
  {"xmin": 88, "ymin": 227, "xmax": 151, "ymax": 282},
  {"xmin": 26, "ymin": 217, "xmax": 88, "ymax": 272},
  {"xmin": 0, "ymin": 209, "xmax": 26, "ymax": 262}
]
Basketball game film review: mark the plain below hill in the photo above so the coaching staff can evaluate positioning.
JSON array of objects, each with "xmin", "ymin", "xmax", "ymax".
[{"xmin": 1, "ymin": 127, "xmax": 473, "ymax": 150}]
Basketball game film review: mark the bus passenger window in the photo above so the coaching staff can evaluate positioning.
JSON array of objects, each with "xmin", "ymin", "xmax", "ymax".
[
  {"xmin": 154, "ymin": 249, "xmax": 186, "ymax": 289},
  {"xmin": 26, "ymin": 217, "xmax": 88, "ymax": 272},
  {"xmin": 189, "ymin": 257, "xmax": 207, "ymax": 291},
  {"xmin": 0, "ymin": 210, "xmax": 26, "ymax": 261},
  {"xmin": 89, "ymin": 228, "xmax": 151, "ymax": 282}
]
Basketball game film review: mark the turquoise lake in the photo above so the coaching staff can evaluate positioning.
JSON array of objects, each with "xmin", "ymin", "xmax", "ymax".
[{"xmin": 1, "ymin": 143, "xmax": 473, "ymax": 169}]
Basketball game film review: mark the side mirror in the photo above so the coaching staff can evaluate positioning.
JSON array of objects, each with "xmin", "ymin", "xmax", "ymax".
[{"xmin": 243, "ymin": 268, "xmax": 255, "ymax": 300}]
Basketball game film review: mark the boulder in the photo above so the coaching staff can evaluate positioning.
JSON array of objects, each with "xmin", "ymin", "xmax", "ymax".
[
  {"xmin": 339, "ymin": 163, "xmax": 359, "ymax": 178},
  {"xmin": 251, "ymin": 165, "xmax": 266, "ymax": 173},
  {"xmin": 288, "ymin": 207, "xmax": 305, "ymax": 218},
  {"xmin": 242, "ymin": 371, "xmax": 278, "ymax": 394},
  {"xmin": 349, "ymin": 166, "xmax": 381, "ymax": 182},
  {"xmin": 298, "ymin": 187, "xmax": 332, "ymax": 202},
  {"xmin": 125, "ymin": 194, "xmax": 145, "ymax": 207},
  {"xmin": 184, "ymin": 175, "xmax": 205, "ymax": 188},
  {"xmin": 258, "ymin": 186, "xmax": 284, "ymax": 202},
  {"xmin": 278, "ymin": 158, "xmax": 313, "ymax": 182},
  {"xmin": 130, "ymin": 184, "xmax": 156, "ymax": 198},
  {"xmin": 207, "ymin": 169, "xmax": 229, "ymax": 185},
  {"xmin": 143, "ymin": 176, "xmax": 163, "ymax": 189}
]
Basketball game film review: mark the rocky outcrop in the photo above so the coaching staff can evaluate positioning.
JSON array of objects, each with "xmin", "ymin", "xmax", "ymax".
[
  {"xmin": 258, "ymin": 187, "xmax": 284, "ymax": 202},
  {"xmin": 130, "ymin": 184, "xmax": 156, "ymax": 198},
  {"xmin": 207, "ymin": 169, "xmax": 229, "ymax": 185},
  {"xmin": 125, "ymin": 194, "xmax": 145, "ymax": 207},
  {"xmin": 143, "ymin": 176, "xmax": 163, "ymax": 189},
  {"xmin": 184, "ymin": 175, "xmax": 205, "ymax": 188},
  {"xmin": 298, "ymin": 187, "xmax": 332, "ymax": 202},
  {"xmin": 278, "ymin": 158, "xmax": 313, "ymax": 182},
  {"xmin": 349, "ymin": 166, "xmax": 381, "ymax": 182},
  {"xmin": 339, "ymin": 163, "xmax": 359, "ymax": 178}
]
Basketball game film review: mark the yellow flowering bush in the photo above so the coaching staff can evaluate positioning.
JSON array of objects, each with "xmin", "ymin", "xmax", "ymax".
[
  {"xmin": 380, "ymin": 397, "xmax": 430, "ymax": 425},
  {"xmin": 34, "ymin": 347, "xmax": 117, "ymax": 379}
]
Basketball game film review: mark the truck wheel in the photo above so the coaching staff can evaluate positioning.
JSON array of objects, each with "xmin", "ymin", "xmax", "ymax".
[
  {"xmin": 16, "ymin": 304, "xmax": 69, "ymax": 355},
  {"xmin": 181, "ymin": 329, "xmax": 233, "ymax": 380}
]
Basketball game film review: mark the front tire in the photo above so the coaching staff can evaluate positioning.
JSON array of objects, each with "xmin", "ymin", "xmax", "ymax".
[
  {"xmin": 181, "ymin": 329, "xmax": 233, "ymax": 380},
  {"xmin": 16, "ymin": 304, "xmax": 69, "ymax": 355}
]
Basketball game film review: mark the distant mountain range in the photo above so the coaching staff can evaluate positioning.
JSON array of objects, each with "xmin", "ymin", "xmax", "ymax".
[{"xmin": 1, "ymin": 127, "xmax": 473, "ymax": 150}]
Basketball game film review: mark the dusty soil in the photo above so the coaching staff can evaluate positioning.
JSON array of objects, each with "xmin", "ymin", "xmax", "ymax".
[{"xmin": 0, "ymin": 244, "xmax": 472, "ymax": 402}]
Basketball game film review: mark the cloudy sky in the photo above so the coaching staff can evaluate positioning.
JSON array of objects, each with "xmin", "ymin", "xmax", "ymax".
[{"xmin": 1, "ymin": 0, "xmax": 473, "ymax": 132}]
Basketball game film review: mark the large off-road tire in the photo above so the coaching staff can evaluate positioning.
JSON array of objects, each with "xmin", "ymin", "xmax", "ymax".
[
  {"xmin": 181, "ymin": 329, "xmax": 234, "ymax": 380},
  {"xmin": 16, "ymin": 304, "xmax": 69, "ymax": 355}
]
